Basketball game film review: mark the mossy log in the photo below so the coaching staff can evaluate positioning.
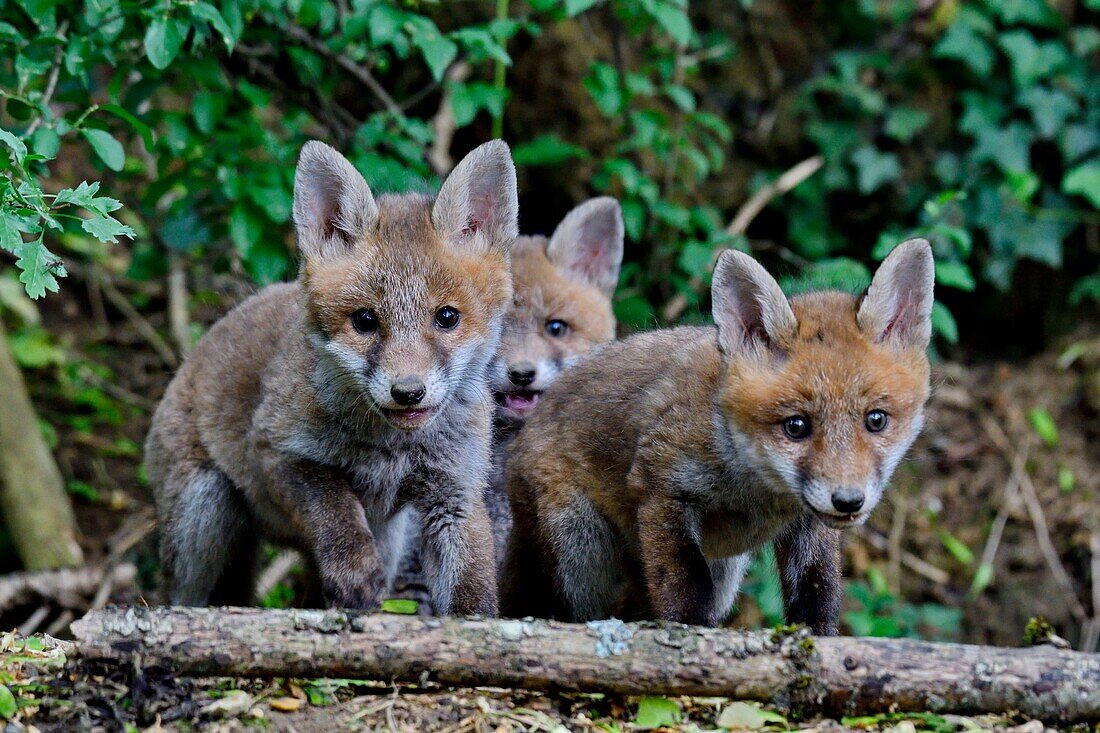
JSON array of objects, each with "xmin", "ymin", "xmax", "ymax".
[{"xmin": 72, "ymin": 607, "xmax": 1100, "ymax": 722}]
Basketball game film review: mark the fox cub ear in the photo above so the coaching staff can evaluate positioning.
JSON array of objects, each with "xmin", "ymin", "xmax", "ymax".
[
  {"xmin": 293, "ymin": 141, "xmax": 378, "ymax": 262},
  {"xmin": 433, "ymin": 140, "xmax": 519, "ymax": 254},
  {"xmin": 547, "ymin": 197, "xmax": 624, "ymax": 295},
  {"xmin": 858, "ymin": 238, "xmax": 934, "ymax": 349},
  {"xmin": 711, "ymin": 249, "xmax": 797, "ymax": 357}
]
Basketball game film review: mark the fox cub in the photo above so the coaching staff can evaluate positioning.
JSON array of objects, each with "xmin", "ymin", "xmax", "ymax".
[
  {"xmin": 486, "ymin": 196, "xmax": 624, "ymax": 558},
  {"xmin": 146, "ymin": 139, "xmax": 519, "ymax": 615},
  {"xmin": 393, "ymin": 198, "xmax": 624, "ymax": 603},
  {"xmin": 502, "ymin": 239, "xmax": 933, "ymax": 633}
]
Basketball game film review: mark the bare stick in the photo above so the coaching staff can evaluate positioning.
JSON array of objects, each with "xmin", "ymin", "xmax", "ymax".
[
  {"xmin": 254, "ymin": 550, "xmax": 303, "ymax": 602},
  {"xmin": 25, "ymin": 20, "xmax": 69, "ymax": 137},
  {"xmin": 0, "ymin": 564, "xmax": 135, "ymax": 611},
  {"xmin": 428, "ymin": 62, "xmax": 471, "ymax": 177},
  {"xmin": 167, "ymin": 254, "xmax": 191, "ymax": 358},
  {"xmin": 661, "ymin": 155, "xmax": 823, "ymax": 322},
  {"xmin": 860, "ymin": 529, "xmax": 950, "ymax": 585},
  {"xmin": 96, "ymin": 267, "xmax": 178, "ymax": 368},
  {"xmin": 73, "ymin": 607, "xmax": 1100, "ymax": 722}
]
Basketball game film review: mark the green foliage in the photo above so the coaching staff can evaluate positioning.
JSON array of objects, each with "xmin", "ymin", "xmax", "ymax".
[
  {"xmin": 633, "ymin": 696, "xmax": 682, "ymax": 730},
  {"xmin": 844, "ymin": 570, "xmax": 962, "ymax": 641}
]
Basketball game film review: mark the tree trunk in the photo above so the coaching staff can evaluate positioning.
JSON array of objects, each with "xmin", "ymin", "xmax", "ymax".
[
  {"xmin": 0, "ymin": 322, "xmax": 83, "ymax": 570},
  {"xmin": 72, "ymin": 607, "xmax": 1100, "ymax": 722}
]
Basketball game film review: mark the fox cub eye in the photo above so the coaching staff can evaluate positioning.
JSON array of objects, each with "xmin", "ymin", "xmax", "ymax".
[
  {"xmin": 351, "ymin": 309, "xmax": 379, "ymax": 334},
  {"xmin": 545, "ymin": 319, "xmax": 569, "ymax": 338},
  {"xmin": 782, "ymin": 415, "xmax": 811, "ymax": 440},
  {"xmin": 865, "ymin": 409, "xmax": 888, "ymax": 433},
  {"xmin": 434, "ymin": 306, "xmax": 461, "ymax": 330}
]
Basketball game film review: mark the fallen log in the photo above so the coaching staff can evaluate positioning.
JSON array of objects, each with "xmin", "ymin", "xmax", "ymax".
[{"xmin": 71, "ymin": 607, "xmax": 1100, "ymax": 722}]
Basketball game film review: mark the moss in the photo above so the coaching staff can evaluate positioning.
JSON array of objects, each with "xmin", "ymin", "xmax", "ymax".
[{"xmin": 1024, "ymin": 616, "xmax": 1056, "ymax": 645}]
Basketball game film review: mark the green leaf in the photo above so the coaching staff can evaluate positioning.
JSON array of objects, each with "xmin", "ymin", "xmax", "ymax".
[
  {"xmin": 1063, "ymin": 160, "xmax": 1100, "ymax": 209},
  {"xmin": 583, "ymin": 62, "xmax": 623, "ymax": 116},
  {"xmin": 31, "ymin": 126, "xmax": 60, "ymax": 158},
  {"xmin": 0, "ymin": 210, "xmax": 22, "ymax": 254},
  {"xmin": 413, "ymin": 33, "xmax": 458, "ymax": 82},
  {"xmin": 82, "ymin": 128, "xmax": 125, "ymax": 171},
  {"xmin": 564, "ymin": 0, "xmax": 600, "ymax": 16},
  {"xmin": 678, "ymin": 241, "xmax": 712, "ymax": 276},
  {"xmin": 380, "ymin": 598, "xmax": 419, "ymax": 614},
  {"xmin": 0, "ymin": 127, "xmax": 28, "ymax": 165},
  {"xmin": 144, "ymin": 16, "xmax": 187, "ymax": 70},
  {"xmin": 937, "ymin": 528, "xmax": 974, "ymax": 566},
  {"xmin": 884, "ymin": 107, "xmax": 930, "ymax": 143},
  {"xmin": 82, "ymin": 214, "xmax": 135, "ymax": 243},
  {"xmin": 933, "ymin": 22, "xmax": 993, "ymax": 77},
  {"xmin": 999, "ymin": 31, "xmax": 1068, "ymax": 88},
  {"xmin": 969, "ymin": 562, "xmax": 994, "ymax": 598},
  {"xmin": 1058, "ymin": 465, "xmax": 1075, "ymax": 493},
  {"xmin": 650, "ymin": 2, "xmax": 692, "ymax": 46},
  {"xmin": 664, "ymin": 84, "xmax": 695, "ymax": 112},
  {"xmin": 511, "ymin": 135, "xmax": 589, "ymax": 166},
  {"xmin": 1027, "ymin": 408, "xmax": 1059, "ymax": 447},
  {"xmin": 1019, "ymin": 87, "xmax": 1077, "ymax": 139},
  {"xmin": 15, "ymin": 239, "xmax": 66, "ymax": 299},
  {"xmin": 0, "ymin": 684, "xmax": 15, "ymax": 720},
  {"xmin": 931, "ymin": 301, "xmax": 958, "ymax": 344},
  {"xmin": 717, "ymin": 702, "xmax": 787, "ymax": 730},
  {"xmin": 190, "ymin": 1, "xmax": 235, "ymax": 50},
  {"xmin": 850, "ymin": 146, "xmax": 901, "ymax": 194},
  {"xmin": 935, "ymin": 261, "xmax": 976, "ymax": 291},
  {"xmin": 8, "ymin": 327, "xmax": 63, "ymax": 367},
  {"xmin": 100, "ymin": 104, "xmax": 155, "ymax": 150},
  {"xmin": 633, "ymin": 697, "xmax": 682, "ymax": 730}
]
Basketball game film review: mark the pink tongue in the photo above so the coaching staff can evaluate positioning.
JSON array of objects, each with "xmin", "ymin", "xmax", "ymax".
[{"xmin": 505, "ymin": 393, "xmax": 539, "ymax": 411}]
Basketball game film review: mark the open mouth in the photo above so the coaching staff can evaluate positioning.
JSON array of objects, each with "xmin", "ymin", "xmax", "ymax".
[
  {"xmin": 811, "ymin": 509, "xmax": 866, "ymax": 528},
  {"xmin": 495, "ymin": 390, "xmax": 542, "ymax": 413},
  {"xmin": 382, "ymin": 407, "xmax": 435, "ymax": 429}
]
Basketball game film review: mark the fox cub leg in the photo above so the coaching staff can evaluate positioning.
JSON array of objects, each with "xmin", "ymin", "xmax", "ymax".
[
  {"xmin": 545, "ymin": 492, "xmax": 626, "ymax": 621},
  {"xmin": 414, "ymin": 490, "xmax": 497, "ymax": 616},
  {"xmin": 637, "ymin": 496, "xmax": 719, "ymax": 626},
  {"xmin": 158, "ymin": 466, "xmax": 257, "ymax": 606},
  {"xmin": 773, "ymin": 514, "xmax": 842, "ymax": 635}
]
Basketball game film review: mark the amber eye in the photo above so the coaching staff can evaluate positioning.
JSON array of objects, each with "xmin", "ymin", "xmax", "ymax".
[
  {"xmin": 865, "ymin": 409, "xmax": 888, "ymax": 433},
  {"xmin": 545, "ymin": 319, "xmax": 568, "ymax": 338},
  {"xmin": 434, "ymin": 306, "xmax": 461, "ymax": 330},
  {"xmin": 782, "ymin": 415, "xmax": 811, "ymax": 440},
  {"xmin": 351, "ymin": 309, "xmax": 379, "ymax": 334}
]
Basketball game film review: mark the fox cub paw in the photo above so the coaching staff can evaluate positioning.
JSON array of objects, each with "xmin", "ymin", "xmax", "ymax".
[{"xmin": 321, "ymin": 569, "xmax": 387, "ymax": 611}]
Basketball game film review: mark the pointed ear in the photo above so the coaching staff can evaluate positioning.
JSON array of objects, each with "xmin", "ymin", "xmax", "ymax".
[
  {"xmin": 292, "ymin": 141, "xmax": 378, "ymax": 262},
  {"xmin": 546, "ymin": 197, "xmax": 624, "ymax": 295},
  {"xmin": 858, "ymin": 238, "xmax": 934, "ymax": 349},
  {"xmin": 711, "ymin": 249, "xmax": 797, "ymax": 357},
  {"xmin": 432, "ymin": 140, "xmax": 518, "ymax": 254}
]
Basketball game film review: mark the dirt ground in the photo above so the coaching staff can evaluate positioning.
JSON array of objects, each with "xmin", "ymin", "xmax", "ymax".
[{"xmin": 1, "ymin": 278, "xmax": 1098, "ymax": 730}]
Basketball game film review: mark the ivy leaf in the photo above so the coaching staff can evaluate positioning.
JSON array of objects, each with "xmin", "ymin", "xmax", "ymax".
[
  {"xmin": 82, "ymin": 128, "xmax": 125, "ymax": 171},
  {"xmin": 82, "ymin": 213, "xmax": 135, "ymax": 243},
  {"xmin": 511, "ymin": 134, "xmax": 588, "ymax": 166},
  {"xmin": 999, "ymin": 31, "xmax": 1068, "ymax": 88},
  {"xmin": 1019, "ymin": 86, "xmax": 1077, "ymax": 139},
  {"xmin": 634, "ymin": 697, "xmax": 682, "ymax": 730},
  {"xmin": 1063, "ymin": 160, "xmax": 1100, "ymax": 209},
  {"xmin": 144, "ymin": 16, "xmax": 187, "ymax": 70},
  {"xmin": 970, "ymin": 123, "xmax": 1031, "ymax": 174},
  {"xmin": 583, "ymin": 62, "xmax": 622, "ymax": 116},
  {"xmin": 933, "ymin": 22, "xmax": 993, "ymax": 77},
  {"xmin": 884, "ymin": 107, "xmax": 930, "ymax": 143},
  {"xmin": 15, "ymin": 239, "xmax": 66, "ymax": 299},
  {"xmin": 850, "ymin": 146, "xmax": 901, "ymax": 194}
]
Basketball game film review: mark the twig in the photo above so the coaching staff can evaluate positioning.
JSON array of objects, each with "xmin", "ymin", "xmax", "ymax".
[
  {"xmin": 886, "ymin": 494, "xmax": 908, "ymax": 594},
  {"xmin": 0, "ymin": 564, "xmax": 137, "ymax": 611},
  {"xmin": 18, "ymin": 606, "xmax": 50, "ymax": 636},
  {"xmin": 969, "ymin": 447, "xmax": 1025, "ymax": 598},
  {"xmin": 661, "ymin": 155, "xmax": 823, "ymax": 322},
  {"xmin": 279, "ymin": 23, "xmax": 402, "ymax": 116},
  {"xmin": 860, "ymin": 528, "xmax": 950, "ymax": 585},
  {"xmin": 25, "ymin": 20, "xmax": 69, "ymax": 137},
  {"xmin": 45, "ymin": 609, "xmax": 74, "ymax": 637},
  {"xmin": 95, "ymin": 266, "xmax": 178, "ymax": 368},
  {"xmin": 428, "ymin": 63, "xmax": 470, "ymax": 177},
  {"xmin": 167, "ymin": 254, "xmax": 191, "ymax": 358},
  {"xmin": 255, "ymin": 550, "xmax": 302, "ymax": 601},
  {"xmin": 1084, "ymin": 531, "xmax": 1100, "ymax": 652}
]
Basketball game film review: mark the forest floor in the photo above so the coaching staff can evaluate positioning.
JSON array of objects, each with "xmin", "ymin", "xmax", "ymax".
[{"xmin": 0, "ymin": 280, "xmax": 1098, "ymax": 731}]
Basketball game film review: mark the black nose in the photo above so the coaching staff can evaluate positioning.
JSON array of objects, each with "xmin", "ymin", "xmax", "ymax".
[
  {"xmin": 831, "ymin": 488, "xmax": 865, "ymax": 514},
  {"xmin": 508, "ymin": 362, "xmax": 536, "ymax": 387},
  {"xmin": 391, "ymin": 378, "xmax": 426, "ymax": 406}
]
